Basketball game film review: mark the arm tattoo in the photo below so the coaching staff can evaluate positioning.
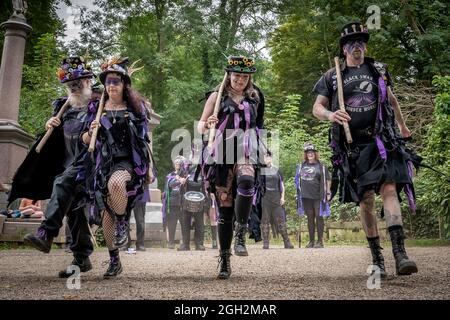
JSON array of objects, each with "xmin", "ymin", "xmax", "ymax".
[{"xmin": 324, "ymin": 110, "xmax": 332, "ymax": 121}]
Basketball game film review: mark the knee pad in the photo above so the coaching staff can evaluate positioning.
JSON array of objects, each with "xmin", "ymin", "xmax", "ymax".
[{"xmin": 237, "ymin": 175, "xmax": 255, "ymax": 197}]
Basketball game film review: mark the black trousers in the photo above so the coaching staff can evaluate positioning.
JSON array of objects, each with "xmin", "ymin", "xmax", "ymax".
[
  {"xmin": 303, "ymin": 198, "xmax": 324, "ymax": 242},
  {"xmin": 166, "ymin": 205, "xmax": 183, "ymax": 243},
  {"xmin": 133, "ymin": 202, "xmax": 146, "ymax": 247},
  {"xmin": 41, "ymin": 165, "xmax": 93, "ymax": 259},
  {"xmin": 181, "ymin": 209, "xmax": 205, "ymax": 246}
]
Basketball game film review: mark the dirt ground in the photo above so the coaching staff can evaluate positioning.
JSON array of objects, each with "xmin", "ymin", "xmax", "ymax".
[{"xmin": 0, "ymin": 244, "xmax": 449, "ymax": 300}]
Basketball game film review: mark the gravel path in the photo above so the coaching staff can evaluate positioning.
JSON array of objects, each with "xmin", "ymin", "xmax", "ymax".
[{"xmin": 0, "ymin": 245, "xmax": 449, "ymax": 300}]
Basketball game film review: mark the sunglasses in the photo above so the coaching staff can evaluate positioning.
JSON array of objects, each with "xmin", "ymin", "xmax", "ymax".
[{"xmin": 105, "ymin": 78, "xmax": 122, "ymax": 86}]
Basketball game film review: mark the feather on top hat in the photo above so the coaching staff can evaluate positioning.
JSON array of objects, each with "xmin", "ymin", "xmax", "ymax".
[
  {"xmin": 57, "ymin": 56, "xmax": 94, "ymax": 83},
  {"xmin": 225, "ymin": 55, "xmax": 257, "ymax": 74},
  {"xmin": 99, "ymin": 56, "xmax": 143, "ymax": 85}
]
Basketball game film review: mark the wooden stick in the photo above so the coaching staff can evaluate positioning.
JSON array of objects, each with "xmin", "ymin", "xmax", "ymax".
[
  {"xmin": 35, "ymin": 97, "xmax": 71, "ymax": 153},
  {"xmin": 88, "ymin": 91, "xmax": 106, "ymax": 152},
  {"xmin": 334, "ymin": 57, "xmax": 353, "ymax": 144},
  {"xmin": 208, "ymin": 72, "xmax": 228, "ymax": 149}
]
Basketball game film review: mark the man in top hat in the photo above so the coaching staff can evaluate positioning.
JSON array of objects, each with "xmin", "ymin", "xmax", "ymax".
[
  {"xmin": 11, "ymin": 57, "xmax": 98, "ymax": 278},
  {"xmin": 312, "ymin": 21, "xmax": 418, "ymax": 277}
]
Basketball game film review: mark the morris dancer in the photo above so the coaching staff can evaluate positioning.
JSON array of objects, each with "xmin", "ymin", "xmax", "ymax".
[{"xmin": 312, "ymin": 22, "xmax": 418, "ymax": 277}]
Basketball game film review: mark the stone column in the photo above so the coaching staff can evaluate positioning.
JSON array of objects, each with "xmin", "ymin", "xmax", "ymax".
[{"xmin": 0, "ymin": 11, "xmax": 34, "ymax": 190}]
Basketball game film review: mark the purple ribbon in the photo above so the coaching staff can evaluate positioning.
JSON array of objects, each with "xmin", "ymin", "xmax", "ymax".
[
  {"xmin": 237, "ymin": 186, "xmax": 255, "ymax": 197},
  {"xmin": 375, "ymin": 135, "xmax": 387, "ymax": 161},
  {"xmin": 100, "ymin": 115, "xmax": 113, "ymax": 130},
  {"xmin": 404, "ymin": 184, "xmax": 417, "ymax": 213}
]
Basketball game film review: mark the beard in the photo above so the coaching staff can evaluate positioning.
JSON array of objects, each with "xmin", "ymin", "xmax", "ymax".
[{"xmin": 67, "ymin": 84, "xmax": 92, "ymax": 108}]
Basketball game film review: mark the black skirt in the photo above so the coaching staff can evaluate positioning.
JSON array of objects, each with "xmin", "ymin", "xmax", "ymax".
[{"xmin": 348, "ymin": 141, "xmax": 411, "ymax": 198}]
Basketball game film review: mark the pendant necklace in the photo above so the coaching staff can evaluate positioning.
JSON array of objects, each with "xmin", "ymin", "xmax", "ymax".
[{"xmin": 109, "ymin": 101, "xmax": 125, "ymax": 124}]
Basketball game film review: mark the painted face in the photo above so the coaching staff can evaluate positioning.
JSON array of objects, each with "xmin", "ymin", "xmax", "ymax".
[
  {"xmin": 230, "ymin": 72, "xmax": 250, "ymax": 92},
  {"xmin": 343, "ymin": 39, "xmax": 366, "ymax": 59},
  {"xmin": 105, "ymin": 73, "xmax": 124, "ymax": 99}
]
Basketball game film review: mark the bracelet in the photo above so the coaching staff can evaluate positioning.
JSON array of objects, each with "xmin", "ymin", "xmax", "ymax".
[{"xmin": 88, "ymin": 130, "xmax": 93, "ymax": 137}]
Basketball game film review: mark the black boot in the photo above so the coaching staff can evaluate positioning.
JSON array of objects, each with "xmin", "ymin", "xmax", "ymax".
[
  {"xmin": 114, "ymin": 218, "xmax": 129, "ymax": 248},
  {"xmin": 233, "ymin": 222, "xmax": 248, "ymax": 256},
  {"xmin": 217, "ymin": 249, "xmax": 232, "ymax": 279},
  {"xmin": 211, "ymin": 225, "xmax": 218, "ymax": 249},
  {"xmin": 389, "ymin": 226, "xmax": 418, "ymax": 276},
  {"xmin": 23, "ymin": 227, "xmax": 54, "ymax": 253},
  {"xmin": 278, "ymin": 221, "xmax": 294, "ymax": 249},
  {"xmin": 367, "ymin": 236, "xmax": 388, "ymax": 279},
  {"xmin": 103, "ymin": 250, "xmax": 123, "ymax": 279},
  {"xmin": 261, "ymin": 223, "xmax": 270, "ymax": 249},
  {"xmin": 58, "ymin": 256, "xmax": 92, "ymax": 278},
  {"xmin": 177, "ymin": 243, "xmax": 190, "ymax": 251}
]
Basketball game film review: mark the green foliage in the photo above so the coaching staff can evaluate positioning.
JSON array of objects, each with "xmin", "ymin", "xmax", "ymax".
[
  {"xmin": 415, "ymin": 75, "xmax": 450, "ymax": 239},
  {"xmin": 19, "ymin": 33, "xmax": 66, "ymax": 136},
  {"xmin": 0, "ymin": 0, "xmax": 68, "ymax": 67}
]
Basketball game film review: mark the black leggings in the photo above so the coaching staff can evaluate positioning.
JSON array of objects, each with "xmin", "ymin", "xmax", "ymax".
[{"xmin": 303, "ymin": 198, "xmax": 324, "ymax": 242}]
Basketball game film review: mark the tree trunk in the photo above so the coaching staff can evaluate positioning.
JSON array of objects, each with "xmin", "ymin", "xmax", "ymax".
[{"xmin": 154, "ymin": 0, "xmax": 167, "ymax": 110}]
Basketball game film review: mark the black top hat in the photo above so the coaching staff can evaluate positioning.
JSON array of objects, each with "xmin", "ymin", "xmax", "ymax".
[
  {"xmin": 99, "ymin": 56, "xmax": 132, "ymax": 85},
  {"xmin": 57, "ymin": 57, "xmax": 94, "ymax": 83},
  {"xmin": 339, "ymin": 21, "xmax": 370, "ymax": 56},
  {"xmin": 225, "ymin": 56, "xmax": 257, "ymax": 74}
]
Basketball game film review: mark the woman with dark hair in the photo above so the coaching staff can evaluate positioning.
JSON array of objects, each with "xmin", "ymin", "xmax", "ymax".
[
  {"xmin": 295, "ymin": 143, "xmax": 331, "ymax": 248},
  {"xmin": 83, "ymin": 57, "xmax": 151, "ymax": 279},
  {"xmin": 197, "ymin": 55, "xmax": 264, "ymax": 279}
]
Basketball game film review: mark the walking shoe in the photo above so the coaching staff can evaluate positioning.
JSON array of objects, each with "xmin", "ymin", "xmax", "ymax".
[
  {"xmin": 114, "ymin": 219, "xmax": 129, "ymax": 247},
  {"xmin": 217, "ymin": 250, "xmax": 232, "ymax": 279},
  {"xmin": 313, "ymin": 240, "xmax": 324, "ymax": 248},
  {"xmin": 23, "ymin": 227, "xmax": 53, "ymax": 253},
  {"xmin": 233, "ymin": 222, "xmax": 248, "ymax": 256},
  {"xmin": 177, "ymin": 243, "xmax": 190, "ymax": 251},
  {"xmin": 212, "ymin": 240, "xmax": 218, "ymax": 249},
  {"xmin": 136, "ymin": 245, "xmax": 146, "ymax": 251},
  {"xmin": 167, "ymin": 241, "xmax": 175, "ymax": 249},
  {"xmin": 389, "ymin": 226, "xmax": 418, "ymax": 276},
  {"xmin": 367, "ymin": 236, "xmax": 388, "ymax": 279},
  {"xmin": 195, "ymin": 244, "xmax": 206, "ymax": 251},
  {"xmin": 58, "ymin": 257, "xmax": 92, "ymax": 278},
  {"xmin": 103, "ymin": 255, "xmax": 123, "ymax": 279},
  {"xmin": 305, "ymin": 241, "xmax": 315, "ymax": 248}
]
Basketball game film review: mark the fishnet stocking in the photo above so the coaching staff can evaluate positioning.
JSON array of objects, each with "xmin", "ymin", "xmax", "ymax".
[
  {"xmin": 102, "ymin": 210, "xmax": 116, "ymax": 250},
  {"xmin": 107, "ymin": 170, "xmax": 131, "ymax": 216}
]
